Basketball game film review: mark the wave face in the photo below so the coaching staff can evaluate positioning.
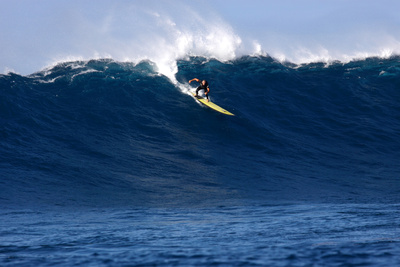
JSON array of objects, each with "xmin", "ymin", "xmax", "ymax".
[{"xmin": 1, "ymin": 56, "xmax": 400, "ymax": 207}]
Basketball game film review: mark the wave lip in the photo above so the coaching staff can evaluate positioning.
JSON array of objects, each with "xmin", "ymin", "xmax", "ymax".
[{"xmin": 2, "ymin": 0, "xmax": 400, "ymax": 77}]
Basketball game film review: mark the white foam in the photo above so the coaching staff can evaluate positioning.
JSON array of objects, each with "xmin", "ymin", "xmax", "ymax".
[
  {"xmin": 3, "ymin": 67, "xmax": 18, "ymax": 75},
  {"xmin": 71, "ymin": 69, "xmax": 100, "ymax": 81},
  {"xmin": 117, "ymin": 5, "xmax": 242, "ymax": 82},
  {"xmin": 32, "ymin": 1, "xmax": 243, "ymax": 83}
]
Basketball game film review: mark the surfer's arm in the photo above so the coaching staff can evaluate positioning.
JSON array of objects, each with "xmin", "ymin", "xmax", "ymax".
[{"xmin": 189, "ymin": 78, "xmax": 200, "ymax": 84}]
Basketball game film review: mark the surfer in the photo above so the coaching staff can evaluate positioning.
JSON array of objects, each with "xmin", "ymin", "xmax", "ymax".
[{"xmin": 189, "ymin": 78, "xmax": 210, "ymax": 102}]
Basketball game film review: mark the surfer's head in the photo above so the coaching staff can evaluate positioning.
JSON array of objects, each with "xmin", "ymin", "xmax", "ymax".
[{"xmin": 202, "ymin": 80, "xmax": 208, "ymax": 86}]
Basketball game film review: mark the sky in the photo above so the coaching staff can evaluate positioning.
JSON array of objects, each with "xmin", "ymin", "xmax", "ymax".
[{"xmin": 1, "ymin": 0, "xmax": 400, "ymax": 75}]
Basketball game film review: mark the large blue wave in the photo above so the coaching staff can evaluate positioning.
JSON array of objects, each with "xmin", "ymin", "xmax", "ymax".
[{"xmin": 1, "ymin": 56, "xmax": 399, "ymax": 208}]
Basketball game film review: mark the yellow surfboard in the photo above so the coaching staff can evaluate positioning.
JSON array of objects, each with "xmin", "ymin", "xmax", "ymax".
[{"xmin": 192, "ymin": 92, "xmax": 234, "ymax": 116}]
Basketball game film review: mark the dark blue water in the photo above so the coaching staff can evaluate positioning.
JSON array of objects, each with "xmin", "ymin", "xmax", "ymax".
[{"xmin": 1, "ymin": 56, "xmax": 400, "ymax": 266}]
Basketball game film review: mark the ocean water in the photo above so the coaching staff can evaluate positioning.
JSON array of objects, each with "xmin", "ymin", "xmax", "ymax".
[{"xmin": 1, "ymin": 56, "xmax": 400, "ymax": 266}]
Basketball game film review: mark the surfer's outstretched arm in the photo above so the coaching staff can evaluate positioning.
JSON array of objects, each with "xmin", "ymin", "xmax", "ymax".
[{"xmin": 189, "ymin": 78, "xmax": 200, "ymax": 83}]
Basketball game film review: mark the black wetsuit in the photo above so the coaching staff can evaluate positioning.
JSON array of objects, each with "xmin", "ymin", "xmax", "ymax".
[{"xmin": 196, "ymin": 81, "xmax": 209, "ymax": 100}]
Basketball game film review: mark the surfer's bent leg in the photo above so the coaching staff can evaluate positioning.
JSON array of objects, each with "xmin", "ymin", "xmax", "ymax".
[{"xmin": 196, "ymin": 86, "xmax": 201, "ymax": 96}]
